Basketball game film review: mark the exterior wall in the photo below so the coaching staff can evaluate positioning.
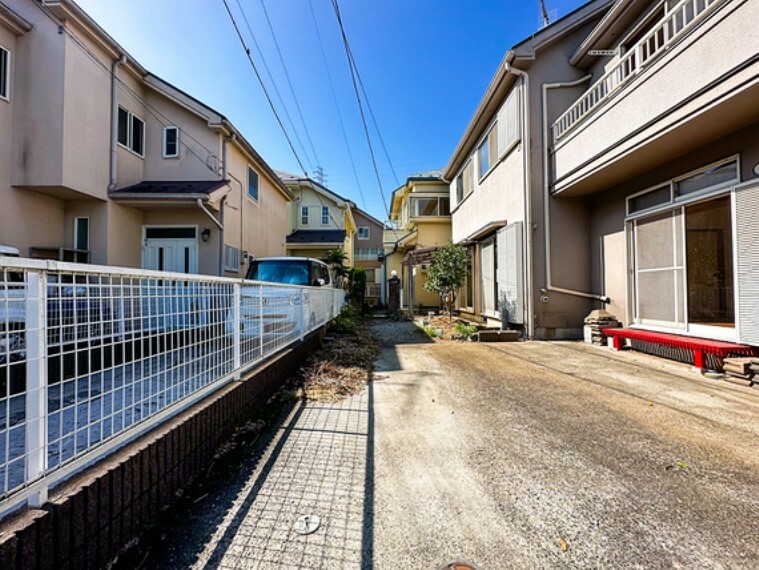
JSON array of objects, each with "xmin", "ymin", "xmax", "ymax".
[
  {"xmin": 115, "ymin": 69, "xmax": 149, "ymax": 189},
  {"xmin": 552, "ymin": 0, "xmax": 759, "ymax": 194},
  {"xmin": 288, "ymin": 186, "xmax": 345, "ymax": 233},
  {"xmin": 587, "ymin": 123, "xmax": 759, "ymax": 329}
]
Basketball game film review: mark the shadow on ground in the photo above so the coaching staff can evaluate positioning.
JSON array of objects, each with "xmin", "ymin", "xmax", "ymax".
[{"xmin": 115, "ymin": 366, "xmax": 376, "ymax": 569}]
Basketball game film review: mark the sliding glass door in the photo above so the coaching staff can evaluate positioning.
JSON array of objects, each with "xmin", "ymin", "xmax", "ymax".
[{"xmin": 632, "ymin": 195, "xmax": 735, "ymax": 338}]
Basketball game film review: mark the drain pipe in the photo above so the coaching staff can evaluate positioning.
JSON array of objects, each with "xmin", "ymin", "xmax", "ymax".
[
  {"xmin": 541, "ymin": 77, "xmax": 610, "ymax": 303},
  {"xmin": 218, "ymin": 132, "xmax": 236, "ymax": 275},
  {"xmin": 108, "ymin": 55, "xmax": 127, "ymax": 194},
  {"xmin": 503, "ymin": 59, "xmax": 535, "ymax": 338}
]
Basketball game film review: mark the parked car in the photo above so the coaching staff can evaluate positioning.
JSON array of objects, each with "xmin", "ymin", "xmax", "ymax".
[{"xmin": 226, "ymin": 257, "xmax": 335, "ymax": 342}]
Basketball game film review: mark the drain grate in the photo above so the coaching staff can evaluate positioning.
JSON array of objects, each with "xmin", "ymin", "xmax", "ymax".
[{"xmin": 293, "ymin": 514, "xmax": 321, "ymax": 535}]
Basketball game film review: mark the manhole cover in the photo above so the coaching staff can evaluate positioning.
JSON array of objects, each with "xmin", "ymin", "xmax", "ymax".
[
  {"xmin": 293, "ymin": 514, "xmax": 320, "ymax": 535},
  {"xmin": 438, "ymin": 562, "xmax": 478, "ymax": 570}
]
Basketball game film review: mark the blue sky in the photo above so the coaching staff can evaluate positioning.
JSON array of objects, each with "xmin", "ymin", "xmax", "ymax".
[{"xmin": 76, "ymin": 0, "xmax": 586, "ymax": 220}]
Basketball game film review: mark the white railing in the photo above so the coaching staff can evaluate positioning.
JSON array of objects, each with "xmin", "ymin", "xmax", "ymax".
[
  {"xmin": 0, "ymin": 258, "xmax": 345, "ymax": 516},
  {"xmin": 552, "ymin": 0, "xmax": 722, "ymax": 141}
]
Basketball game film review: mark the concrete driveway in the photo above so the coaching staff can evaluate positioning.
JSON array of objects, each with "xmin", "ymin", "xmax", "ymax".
[{"xmin": 134, "ymin": 320, "xmax": 759, "ymax": 569}]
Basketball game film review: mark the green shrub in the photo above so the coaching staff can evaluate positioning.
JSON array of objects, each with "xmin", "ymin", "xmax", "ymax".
[
  {"xmin": 334, "ymin": 304, "xmax": 360, "ymax": 334},
  {"xmin": 453, "ymin": 322, "xmax": 478, "ymax": 341},
  {"xmin": 421, "ymin": 325, "xmax": 439, "ymax": 338}
]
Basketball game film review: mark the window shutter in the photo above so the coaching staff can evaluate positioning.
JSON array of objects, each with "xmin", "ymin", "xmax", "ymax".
[
  {"xmin": 496, "ymin": 222, "xmax": 524, "ymax": 324},
  {"xmin": 223, "ymin": 244, "xmax": 241, "ymax": 272},
  {"xmin": 736, "ymin": 180, "xmax": 759, "ymax": 344}
]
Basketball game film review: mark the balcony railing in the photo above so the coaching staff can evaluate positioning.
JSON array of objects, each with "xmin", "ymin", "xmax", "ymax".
[
  {"xmin": 552, "ymin": 0, "xmax": 723, "ymax": 141},
  {"xmin": 0, "ymin": 258, "xmax": 345, "ymax": 516}
]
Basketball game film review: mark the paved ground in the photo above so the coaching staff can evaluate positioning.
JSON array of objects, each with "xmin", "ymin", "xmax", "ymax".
[{"xmin": 137, "ymin": 320, "xmax": 759, "ymax": 569}]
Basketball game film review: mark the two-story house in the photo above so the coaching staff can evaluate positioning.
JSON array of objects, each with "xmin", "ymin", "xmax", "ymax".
[
  {"xmin": 279, "ymin": 171, "xmax": 357, "ymax": 266},
  {"xmin": 548, "ymin": 0, "xmax": 759, "ymax": 347},
  {"xmin": 384, "ymin": 170, "xmax": 451, "ymax": 313},
  {"xmin": 0, "ymin": 0, "xmax": 291, "ymax": 276},
  {"xmin": 446, "ymin": 0, "xmax": 613, "ymax": 338},
  {"xmin": 352, "ymin": 208, "xmax": 385, "ymax": 305}
]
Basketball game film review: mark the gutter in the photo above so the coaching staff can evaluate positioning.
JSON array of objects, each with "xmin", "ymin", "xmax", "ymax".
[
  {"xmin": 504, "ymin": 58, "xmax": 535, "ymax": 338},
  {"xmin": 196, "ymin": 198, "xmax": 223, "ymax": 230},
  {"xmin": 108, "ymin": 54, "xmax": 127, "ymax": 194},
  {"xmin": 541, "ymin": 76, "xmax": 610, "ymax": 304}
]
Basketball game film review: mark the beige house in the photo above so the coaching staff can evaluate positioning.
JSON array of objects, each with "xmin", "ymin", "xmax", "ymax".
[
  {"xmin": 547, "ymin": 0, "xmax": 759, "ymax": 346},
  {"xmin": 352, "ymin": 208, "xmax": 385, "ymax": 305},
  {"xmin": 446, "ymin": 0, "xmax": 612, "ymax": 338},
  {"xmin": 279, "ymin": 172, "xmax": 357, "ymax": 266},
  {"xmin": 384, "ymin": 171, "xmax": 451, "ymax": 312},
  {"xmin": 0, "ymin": 0, "xmax": 291, "ymax": 276}
]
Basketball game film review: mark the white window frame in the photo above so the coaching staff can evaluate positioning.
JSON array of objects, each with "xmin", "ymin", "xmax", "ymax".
[
  {"xmin": 0, "ymin": 46, "xmax": 10, "ymax": 102},
  {"xmin": 74, "ymin": 217, "xmax": 89, "ymax": 252},
  {"xmin": 162, "ymin": 126, "xmax": 179, "ymax": 158},
  {"xmin": 321, "ymin": 206, "xmax": 330, "ymax": 226},
  {"xmin": 301, "ymin": 206, "xmax": 309, "ymax": 226},
  {"xmin": 247, "ymin": 165, "xmax": 259, "ymax": 202},
  {"xmin": 357, "ymin": 226, "xmax": 370, "ymax": 240},
  {"xmin": 117, "ymin": 106, "xmax": 145, "ymax": 158}
]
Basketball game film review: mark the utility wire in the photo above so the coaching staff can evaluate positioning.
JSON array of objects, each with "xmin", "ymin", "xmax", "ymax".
[
  {"xmin": 221, "ymin": 0, "xmax": 346, "ymax": 232},
  {"xmin": 307, "ymin": 0, "xmax": 367, "ymax": 211},
  {"xmin": 258, "ymin": 0, "xmax": 321, "ymax": 170},
  {"xmin": 233, "ymin": 0, "xmax": 314, "ymax": 174},
  {"xmin": 330, "ymin": 0, "xmax": 389, "ymax": 218}
]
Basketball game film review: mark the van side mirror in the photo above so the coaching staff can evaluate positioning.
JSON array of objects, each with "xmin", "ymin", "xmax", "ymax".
[{"xmin": 314, "ymin": 278, "xmax": 326, "ymax": 287}]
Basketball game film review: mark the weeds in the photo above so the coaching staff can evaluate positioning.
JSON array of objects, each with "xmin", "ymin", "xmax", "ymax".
[
  {"xmin": 422, "ymin": 325, "xmax": 439, "ymax": 338},
  {"xmin": 453, "ymin": 322, "xmax": 478, "ymax": 341},
  {"xmin": 333, "ymin": 304, "xmax": 360, "ymax": 335}
]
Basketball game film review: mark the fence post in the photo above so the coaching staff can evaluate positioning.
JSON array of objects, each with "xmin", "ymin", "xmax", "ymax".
[
  {"xmin": 25, "ymin": 271, "xmax": 48, "ymax": 507},
  {"xmin": 232, "ymin": 282, "xmax": 241, "ymax": 376},
  {"xmin": 259, "ymin": 283, "xmax": 264, "ymax": 358}
]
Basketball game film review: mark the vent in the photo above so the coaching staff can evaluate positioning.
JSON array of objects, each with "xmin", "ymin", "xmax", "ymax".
[
  {"xmin": 496, "ymin": 221, "xmax": 524, "ymax": 324},
  {"xmin": 735, "ymin": 180, "xmax": 759, "ymax": 345}
]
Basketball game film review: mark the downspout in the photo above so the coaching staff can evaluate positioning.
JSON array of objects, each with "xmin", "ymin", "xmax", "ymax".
[
  {"xmin": 108, "ymin": 55, "xmax": 127, "ymax": 194},
  {"xmin": 503, "ymin": 58, "xmax": 535, "ymax": 338},
  {"xmin": 196, "ymin": 198, "xmax": 224, "ymax": 230},
  {"xmin": 219, "ymin": 132, "xmax": 236, "ymax": 276},
  {"xmin": 541, "ymin": 77, "xmax": 610, "ymax": 303}
]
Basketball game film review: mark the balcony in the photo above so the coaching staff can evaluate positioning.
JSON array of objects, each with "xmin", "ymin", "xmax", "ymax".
[{"xmin": 550, "ymin": 0, "xmax": 759, "ymax": 195}]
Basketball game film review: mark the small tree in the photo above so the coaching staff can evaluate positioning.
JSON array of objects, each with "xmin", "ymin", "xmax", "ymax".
[
  {"xmin": 323, "ymin": 248, "xmax": 348, "ymax": 288},
  {"xmin": 347, "ymin": 266, "xmax": 367, "ymax": 309},
  {"xmin": 423, "ymin": 242, "xmax": 468, "ymax": 321}
]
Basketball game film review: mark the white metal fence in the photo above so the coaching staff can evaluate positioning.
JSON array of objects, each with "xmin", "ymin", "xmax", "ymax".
[
  {"xmin": 552, "ymin": 0, "xmax": 723, "ymax": 141},
  {"xmin": 0, "ymin": 258, "xmax": 345, "ymax": 515}
]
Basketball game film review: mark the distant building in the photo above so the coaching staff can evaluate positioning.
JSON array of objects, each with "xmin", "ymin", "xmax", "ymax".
[
  {"xmin": 351, "ymin": 208, "xmax": 385, "ymax": 305},
  {"xmin": 383, "ymin": 171, "xmax": 451, "ymax": 312},
  {"xmin": 278, "ymin": 172, "xmax": 357, "ymax": 266},
  {"xmin": 0, "ymin": 0, "xmax": 292, "ymax": 276}
]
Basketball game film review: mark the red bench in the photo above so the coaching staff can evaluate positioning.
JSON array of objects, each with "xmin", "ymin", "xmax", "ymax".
[{"xmin": 602, "ymin": 328, "xmax": 757, "ymax": 370}]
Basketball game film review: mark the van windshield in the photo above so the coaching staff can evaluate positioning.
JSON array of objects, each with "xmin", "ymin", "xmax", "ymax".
[{"xmin": 247, "ymin": 260, "xmax": 310, "ymax": 285}]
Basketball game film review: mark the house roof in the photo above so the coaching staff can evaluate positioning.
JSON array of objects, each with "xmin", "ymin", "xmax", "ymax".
[
  {"xmin": 352, "ymin": 207, "xmax": 385, "ymax": 229},
  {"xmin": 443, "ymin": 0, "xmax": 614, "ymax": 179},
  {"xmin": 286, "ymin": 230, "xmax": 347, "ymax": 245},
  {"xmin": 111, "ymin": 180, "xmax": 229, "ymax": 198},
  {"xmin": 275, "ymin": 170, "xmax": 354, "ymax": 206}
]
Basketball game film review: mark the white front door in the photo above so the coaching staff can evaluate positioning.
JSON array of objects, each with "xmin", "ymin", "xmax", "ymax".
[{"xmin": 142, "ymin": 227, "xmax": 198, "ymax": 274}]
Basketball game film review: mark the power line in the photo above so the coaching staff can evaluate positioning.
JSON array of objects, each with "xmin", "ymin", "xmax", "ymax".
[
  {"xmin": 329, "ymin": 0, "xmax": 389, "ymax": 218},
  {"xmin": 258, "ymin": 0, "xmax": 321, "ymax": 170},
  {"xmin": 221, "ymin": 0, "xmax": 345, "ymax": 232},
  {"xmin": 307, "ymin": 0, "xmax": 367, "ymax": 211},
  {"xmin": 233, "ymin": 0, "xmax": 314, "ymax": 174}
]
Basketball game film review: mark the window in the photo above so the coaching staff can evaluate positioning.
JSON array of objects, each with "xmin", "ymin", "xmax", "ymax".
[
  {"xmin": 247, "ymin": 166, "xmax": 259, "ymax": 201},
  {"xmin": 163, "ymin": 126, "xmax": 179, "ymax": 158},
  {"xmin": 301, "ymin": 206, "xmax": 309, "ymax": 225},
  {"xmin": 356, "ymin": 248, "xmax": 380, "ymax": 260},
  {"xmin": 628, "ymin": 185, "xmax": 671, "ymax": 214},
  {"xmin": 321, "ymin": 206, "xmax": 330, "ymax": 226},
  {"xmin": 674, "ymin": 160, "xmax": 738, "ymax": 198},
  {"xmin": 410, "ymin": 197, "xmax": 450, "ymax": 217},
  {"xmin": 478, "ymin": 124, "xmax": 498, "ymax": 179},
  {"xmin": 364, "ymin": 268, "xmax": 376, "ymax": 282},
  {"xmin": 74, "ymin": 217, "xmax": 89, "ymax": 251},
  {"xmin": 498, "ymin": 88, "xmax": 521, "ymax": 151},
  {"xmin": 357, "ymin": 226, "xmax": 370, "ymax": 240},
  {"xmin": 0, "ymin": 46, "xmax": 9, "ymax": 100},
  {"xmin": 117, "ymin": 106, "xmax": 145, "ymax": 157},
  {"xmin": 464, "ymin": 160, "xmax": 473, "ymax": 196},
  {"xmin": 455, "ymin": 173, "xmax": 463, "ymax": 204},
  {"xmin": 223, "ymin": 244, "xmax": 241, "ymax": 272}
]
